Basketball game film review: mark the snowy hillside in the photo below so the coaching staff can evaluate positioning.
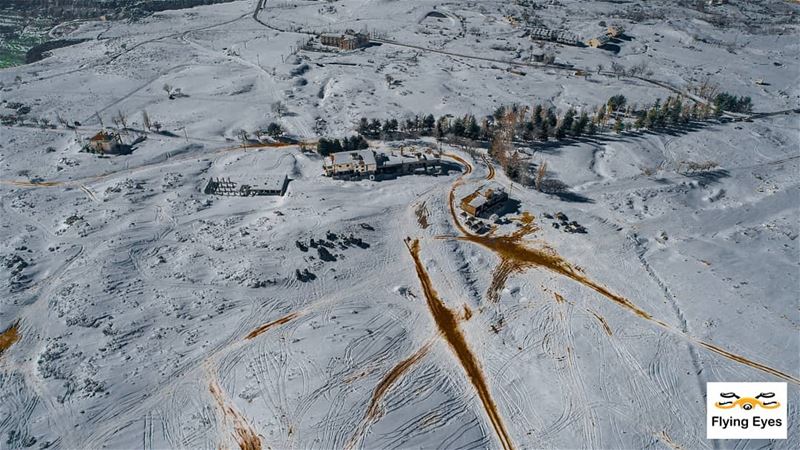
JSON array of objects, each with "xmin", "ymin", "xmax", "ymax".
[{"xmin": 1, "ymin": 1, "xmax": 798, "ymax": 449}]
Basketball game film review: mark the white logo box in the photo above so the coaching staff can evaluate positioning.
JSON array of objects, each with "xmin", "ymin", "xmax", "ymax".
[{"xmin": 707, "ymin": 382, "xmax": 787, "ymax": 440}]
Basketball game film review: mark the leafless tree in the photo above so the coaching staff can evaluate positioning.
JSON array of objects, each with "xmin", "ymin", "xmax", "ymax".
[
  {"xmin": 115, "ymin": 110, "xmax": 127, "ymax": 129},
  {"xmin": 535, "ymin": 161, "xmax": 548, "ymax": 192},
  {"xmin": 142, "ymin": 110, "xmax": 151, "ymax": 131},
  {"xmin": 271, "ymin": 101, "xmax": 287, "ymax": 117},
  {"xmin": 56, "ymin": 112, "xmax": 69, "ymax": 128},
  {"xmin": 610, "ymin": 61, "xmax": 626, "ymax": 78}
]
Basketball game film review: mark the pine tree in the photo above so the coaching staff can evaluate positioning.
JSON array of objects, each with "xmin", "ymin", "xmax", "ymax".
[
  {"xmin": 554, "ymin": 124, "xmax": 566, "ymax": 141},
  {"xmin": 572, "ymin": 112, "xmax": 589, "ymax": 136},
  {"xmin": 451, "ymin": 117, "xmax": 465, "ymax": 137},
  {"xmin": 357, "ymin": 117, "xmax": 369, "ymax": 135},
  {"xmin": 634, "ymin": 114, "xmax": 645, "ymax": 130},
  {"xmin": 607, "ymin": 94, "xmax": 627, "ymax": 112},
  {"xmin": 435, "ymin": 116, "xmax": 449, "ymax": 139},
  {"xmin": 506, "ymin": 151, "xmax": 523, "ymax": 181},
  {"xmin": 465, "ymin": 115, "xmax": 480, "ymax": 140},
  {"xmin": 423, "ymin": 114, "xmax": 435, "ymax": 132},
  {"xmin": 538, "ymin": 121, "xmax": 549, "ymax": 141},
  {"xmin": 614, "ymin": 117, "xmax": 624, "ymax": 133},
  {"xmin": 562, "ymin": 108, "xmax": 576, "ymax": 134},
  {"xmin": 317, "ymin": 138, "xmax": 331, "ymax": 155}
]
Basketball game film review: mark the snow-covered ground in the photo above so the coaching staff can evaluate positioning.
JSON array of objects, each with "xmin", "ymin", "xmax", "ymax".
[{"xmin": 1, "ymin": 1, "xmax": 798, "ymax": 449}]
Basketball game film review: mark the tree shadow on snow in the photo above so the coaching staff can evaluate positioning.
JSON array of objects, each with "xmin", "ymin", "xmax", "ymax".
[{"xmin": 685, "ymin": 169, "xmax": 730, "ymax": 186}]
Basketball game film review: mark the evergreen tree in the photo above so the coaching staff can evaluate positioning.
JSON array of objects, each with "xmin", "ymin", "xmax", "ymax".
[
  {"xmin": 533, "ymin": 104, "xmax": 543, "ymax": 125},
  {"xmin": 554, "ymin": 124, "xmax": 566, "ymax": 141},
  {"xmin": 634, "ymin": 114, "xmax": 645, "ymax": 130},
  {"xmin": 614, "ymin": 117, "xmax": 624, "ymax": 134},
  {"xmin": 368, "ymin": 119, "xmax": 381, "ymax": 137},
  {"xmin": 546, "ymin": 108, "xmax": 557, "ymax": 127},
  {"xmin": 451, "ymin": 117, "xmax": 465, "ymax": 137},
  {"xmin": 669, "ymin": 97, "xmax": 683, "ymax": 125},
  {"xmin": 538, "ymin": 121, "xmax": 549, "ymax": 141},
  {"xmin": 465, "ymin": 115, "xmax": 481, "ymax": 140},
  {"xmin": 332, "ymin": 138, "xmax": 343, "ymax": 153},
  {"xmin": 572, "ymin": 112, "xmax": 589, "ymax": 136},
  {"xmin": 357, "ymin": 117, "xmax": 369, "ymax": 135},
  {"xmin": 506, "ymin": 151, "xmax": 522, "ymax": 181},
  {"xmin": 317, "ymin": 138, "xmax": 331, "ymax": 155},
  {"xmin": 607, "ymin": 94, "xmax": 627, "ymax": 112},
  {"xmin": 422, "ymin": 114, "xmax": 436, "ymax": 132},
  {"xmin": 435, "ymin": 116, "xmax": 449, "ymax": 139},
  {"xmin": 357, "ymin": 135, "xmax": 369, "ymax": 149},
  {"xmin": 562, "ymin": 108, "xmax": 576, "ymax": 134},
  {"xmin": 266, "ymin": 122, "xmax": 283, "ymax": 137},
  {"xmin": 493, "ymin": 106, "xmax": 506, "ymax": 121}
]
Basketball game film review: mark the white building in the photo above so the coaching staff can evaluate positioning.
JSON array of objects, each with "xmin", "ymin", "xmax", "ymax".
[{"xmin": 323, "ymin": 150, "xmax": 378, "ymax": 178}]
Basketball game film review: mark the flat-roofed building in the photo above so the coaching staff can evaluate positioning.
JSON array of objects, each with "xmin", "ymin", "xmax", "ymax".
[
  {"xmin": 323, "ymin": 150, "xmax": 378, "ymax": 177},
  {"xmin": 460, "ymin": 183, "xmax": 508, "ymax": 218}
]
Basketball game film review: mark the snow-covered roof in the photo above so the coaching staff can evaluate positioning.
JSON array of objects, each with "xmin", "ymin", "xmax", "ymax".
[
  {"xmin": 244, "ymin": 173, "xmax": 287, "ymax": 190},
  {"xmin": 326, "ymin": 150, "xmax": 376, "ymax": 167}
]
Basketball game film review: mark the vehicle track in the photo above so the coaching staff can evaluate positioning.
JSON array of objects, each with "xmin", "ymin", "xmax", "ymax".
[
  {"xmin": 346, "ymin": 340, "xmax": 433, "ymax": 450},
  {"xmin": 405, "ymin": 238, "xmax": 515, "ymax": 450},
  {"xmin": 442, "ymin": 148, "xmax": 799, "ymax": 384}
]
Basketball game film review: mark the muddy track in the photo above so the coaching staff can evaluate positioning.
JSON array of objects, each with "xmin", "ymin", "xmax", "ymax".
[
  {"xmin": 405, "ymin": 238, "xmax": 515, "ymax": 450},
  {"xmin": 0, "ymin": 321, "xmax": 20, "ymax": 358},
  {"xmin": 442, "ymin": 150, "xmax": 799, "ymax": 385},
  {"xmin": 208, "ymin": 373, "xmax": 262, "ymax": 450},
  {"xmin": 346, "ymin": 341, "xmax": 433, "ymax": 449}
]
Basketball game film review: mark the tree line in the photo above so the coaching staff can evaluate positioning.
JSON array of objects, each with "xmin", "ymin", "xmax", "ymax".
[
  {"xmin": 318, "ymin": 91, "xmax": 751, "ymax": 185},
  {"xmin": 316, "ymin": 135, "xmax": 369, "ymax": 156},
  {"xmin": 351, "ymin": 91, "xmax": 749, "ymax": 146}
]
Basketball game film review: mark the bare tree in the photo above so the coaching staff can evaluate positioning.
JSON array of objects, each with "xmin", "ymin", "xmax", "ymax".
[
  {"xmin": 271, "ymin": 101, "xmax": 287, "ymax": 117},
  {"xmin": 610, "ymin": 61, "xmax": 626, "ymax": 78},
  {"xmin": 238, "ymin": 129, "xmax": 249, "ymax": 149},
  {"xmin": 142, "ymin": 110, "xmax": 151, "ymax": 132},
  {"xmin": 115, "ymin": 110, "xmax": 127, "ymax": 129},
  {"xmin": 56, "ymin": 112, "xmax": 69, "ymax": 128},
  {"xmin": 535, "ymin": 161, "xmax": 548, "ymax": 192},
  {"xmin": 162, "ymin": 84, "xmax": 173, "ymax": 97}
]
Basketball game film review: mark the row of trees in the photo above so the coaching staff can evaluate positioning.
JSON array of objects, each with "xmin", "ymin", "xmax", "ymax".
[
  {"xmin": 713, "ymin": 93, "xmax": 753, "ymax": 114},
  {"xmin": 340, "ymin": 91, "xmax": 750, "ymax": 183},
  {"xmin": 316, "ymin": 135, "xmax": 369, "ymax": 156}
]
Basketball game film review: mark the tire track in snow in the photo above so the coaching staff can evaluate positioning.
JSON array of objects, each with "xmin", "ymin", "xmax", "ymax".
[
  {"xmin": 346, "ymin": 339, "xmax": 433, "ymax": 450},
  {"xmin": 405, "ymin": 238, "xmax": 515, "ymax": 450}
]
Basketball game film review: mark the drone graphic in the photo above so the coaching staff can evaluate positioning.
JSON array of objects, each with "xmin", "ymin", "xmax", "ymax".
[{"xmin": 715, "ymin": 392, "xmax": 780, "ymax": 410}]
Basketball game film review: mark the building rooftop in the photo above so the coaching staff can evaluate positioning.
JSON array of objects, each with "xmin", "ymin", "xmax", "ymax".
[
  {"xmin": 89, "ymin": 131, "xmax": 117, "ymax": 142},
  {"xmin": 325, "ymin": 150, "xmax": 376, "ymax": 168},
  {"xmin": 242, "ymin": 173, "xmax": 288, "ymax": 191},
  {"xmin": 462, "ymin": 183, "xmax": 507, "ymax": 209}
]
